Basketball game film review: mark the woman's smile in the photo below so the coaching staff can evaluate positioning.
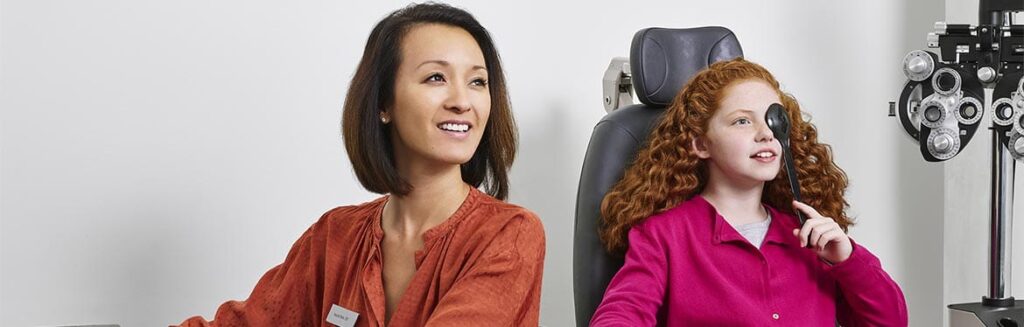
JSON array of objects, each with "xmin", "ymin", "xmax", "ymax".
[{"xmin": 437, "ymin": 120, "xmax": 473, "ymax": 140}]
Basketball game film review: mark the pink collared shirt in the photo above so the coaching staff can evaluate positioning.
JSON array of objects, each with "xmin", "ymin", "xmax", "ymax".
[{"xmin": 591, "ymin": 195, "xmax": 908, "ymax": 326}]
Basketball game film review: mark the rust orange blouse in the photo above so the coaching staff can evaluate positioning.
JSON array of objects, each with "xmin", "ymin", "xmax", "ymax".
[{"xmin": 177, "ymin": 187, "xmax": 545, "ymax": 327}]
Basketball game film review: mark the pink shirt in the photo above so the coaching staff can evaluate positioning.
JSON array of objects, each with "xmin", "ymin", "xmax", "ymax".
[{"xmin": 591, "ymin": 195, "xmax": 908, "ymax": 326}]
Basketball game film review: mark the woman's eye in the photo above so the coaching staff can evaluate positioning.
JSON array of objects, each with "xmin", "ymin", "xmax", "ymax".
[
  {"xmin": 733, "ymin": 118, "xmax": 751, "ymax": 125},
  {"xmin": 470, "ymin": 78, "xmax": 488, "ymax": 87},
  {"xmin": 425, "ymin": 73, "xmax": 446, "ymax": 83}
]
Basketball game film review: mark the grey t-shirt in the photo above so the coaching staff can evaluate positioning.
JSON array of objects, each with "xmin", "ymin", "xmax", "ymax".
[{"xmin": 736, "ymin": 216, "xmax": 772, "ymax": 248}]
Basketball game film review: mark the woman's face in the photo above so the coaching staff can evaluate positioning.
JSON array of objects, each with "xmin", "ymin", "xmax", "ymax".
[
  {"xmin": 694, "ymin": 79, "xmax": 783, "ymax": 187},
  {"xmin": 387, "ymin": 23, "xmax": 491, "ymax": 171}
]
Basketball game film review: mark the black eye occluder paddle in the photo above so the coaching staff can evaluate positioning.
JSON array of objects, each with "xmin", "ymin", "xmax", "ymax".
[{"xmin": 765, "ymin": 103, "xmax": 807, "ymax": 226}]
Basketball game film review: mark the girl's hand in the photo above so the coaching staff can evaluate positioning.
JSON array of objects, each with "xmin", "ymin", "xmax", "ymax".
[{"xmin": 791, "ymin": 200, "xmax": 852, "ymax": 264}]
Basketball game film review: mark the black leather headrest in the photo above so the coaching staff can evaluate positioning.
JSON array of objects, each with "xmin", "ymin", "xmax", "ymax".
[{"xmin": 630, "ymin": 27, "xmax": 743, "ymax": 106}]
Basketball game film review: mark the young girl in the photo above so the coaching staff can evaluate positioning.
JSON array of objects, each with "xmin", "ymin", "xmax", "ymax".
[{"xmin": 590, "ymin": 59, "xmax": 907, "ymax": 326}]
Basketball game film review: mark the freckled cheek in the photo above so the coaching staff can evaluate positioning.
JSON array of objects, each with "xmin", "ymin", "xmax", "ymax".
[{"xmin": 719, "ymin": 140, "xmax": 746, "ymax": 157}]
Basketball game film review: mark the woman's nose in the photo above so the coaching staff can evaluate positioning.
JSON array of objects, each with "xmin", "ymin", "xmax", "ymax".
[{"xmin": 444, "ymin": 85, "xmax": 472, "ymax": 113}]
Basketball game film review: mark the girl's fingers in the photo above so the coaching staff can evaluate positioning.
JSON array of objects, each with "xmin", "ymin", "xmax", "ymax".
[
  {"xmin": 807, "ymin": 221, "xmax": 832, "ymax": 248},
  {"xmin": 792, "ymin": 201, "xmax": 840, "ymax": 248},
  {"xmin": 797, "ymin": 218, "xmax": 830, "ymax": 247},
  {"xmin": 792, "ymin": 201, "xmax": 824, "ymax": 220},
  {"xmin": 816, "ymin": 227, "xmax": 843, "ymax": 250}
]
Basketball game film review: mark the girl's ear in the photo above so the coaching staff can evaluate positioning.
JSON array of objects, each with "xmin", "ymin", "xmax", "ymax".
[{"xmin": 692, "ymin": 136, "xmax": 711, "ymax": 159}]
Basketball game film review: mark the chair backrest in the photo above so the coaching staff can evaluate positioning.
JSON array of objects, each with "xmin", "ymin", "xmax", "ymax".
[{"xmin": 572, "ymin": 26, "xmax": 742, "ymax": 326}]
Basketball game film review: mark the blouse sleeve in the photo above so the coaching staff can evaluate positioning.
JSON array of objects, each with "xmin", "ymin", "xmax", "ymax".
[
  {"xmin": 590, "ymin": 220, "xmax": 668, "ymax": 327},
  {"xmin": 829, "ymin": 240, "xmax": 909, "ymax": 326},
  {"xmin": 174, "ymin": 217, "xmax": 327, "ymax": 327},
  {"xmin": 423, "ymin": 213, "xmax": 546, "ymax": 326}
]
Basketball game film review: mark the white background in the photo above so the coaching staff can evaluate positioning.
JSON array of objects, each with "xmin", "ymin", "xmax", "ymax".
[{"xmin": 0, "ymin": 0, "xmax": 999, "ymax": 326}]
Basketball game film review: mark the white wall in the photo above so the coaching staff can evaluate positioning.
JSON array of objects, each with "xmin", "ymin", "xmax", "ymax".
[{"xmin": 1, "ymin": 1, "xmax": 945, "ymax": 326}]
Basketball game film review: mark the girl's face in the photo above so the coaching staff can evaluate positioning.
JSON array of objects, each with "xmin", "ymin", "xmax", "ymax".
[
  {"xmin": 694, "ymin": 79, "xmax": 783, "ymax": 188},
  {"xmin": 387, "ymin": 23, "xmax": 491, "ymax": 171}
]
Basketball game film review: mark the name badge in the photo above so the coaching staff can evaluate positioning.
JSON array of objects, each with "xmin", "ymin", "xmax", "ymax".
[{"xmin": 326, "ymin": 304, "xmax": 359, "ymax": 327}]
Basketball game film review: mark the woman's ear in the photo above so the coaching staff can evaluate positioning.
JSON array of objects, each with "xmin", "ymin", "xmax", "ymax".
[
  {"xmin": 380, "ymin": 109, "xmax": 392, "ymax": 124},
  {"xmin": 692, "ymin": 136, "xmax": 711, "ymax": 159}
]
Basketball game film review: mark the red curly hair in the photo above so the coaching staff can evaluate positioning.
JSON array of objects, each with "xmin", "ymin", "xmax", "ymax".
[{"xmin": 600, "ymin": 58, "xmax": 853, "ymax": 255}]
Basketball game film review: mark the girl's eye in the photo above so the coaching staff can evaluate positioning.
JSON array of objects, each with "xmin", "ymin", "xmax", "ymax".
[
  {"xmin": 425, "ymin": 73, "xmax": 446, "ymax": 83},
  {"xmin": 470, "ymin": 78, "xmax": 488, "ymax": 87},
  {"xmin": 733, "ymin": 118, "xmax": 751, "ymax": 125}
]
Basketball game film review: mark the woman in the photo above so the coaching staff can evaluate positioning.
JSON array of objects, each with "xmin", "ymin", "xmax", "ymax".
[
  {"xmin": 591, "ymin": 59, "xmax": 907, "ymax": 326},
  {"xmin": 177, "ymin": 3, "xmax": 545, "ymax": 326}
]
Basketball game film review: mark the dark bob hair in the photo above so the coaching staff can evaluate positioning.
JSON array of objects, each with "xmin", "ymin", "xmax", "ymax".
[{"xmin": 342, "ymin": 3, "xmax": 517, "ymax": 200}]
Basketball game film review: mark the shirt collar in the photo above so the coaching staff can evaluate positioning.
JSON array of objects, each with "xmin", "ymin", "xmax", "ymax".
[
  {"xmin": 762, "ymin": 204, "xmax": 802, "ymax": 247},
  {"xmin": 699, "ymin": 195, "xmax": 801, "ymax": 247},
  {"xmin": 369, "ymin": 186, "xmax": 481, "ymax": 245}
]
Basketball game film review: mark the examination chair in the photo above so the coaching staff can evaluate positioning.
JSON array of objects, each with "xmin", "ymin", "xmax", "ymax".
[{"xmin": 573, "ymin": 26, "xmax": 743, "ymax": 326}]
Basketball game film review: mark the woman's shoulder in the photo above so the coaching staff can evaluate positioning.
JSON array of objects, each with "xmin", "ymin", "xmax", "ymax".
[
  {"xmin": 322, "ymin": 196, "xmax": 385, "ymax": 218},
  {"xmin": 447, "ymin": 189, "xmax": 545, "ymax": 261},
  {"xmin": 470, "ymin": 190, "xmax": 544, "ymax": 235},
  {"xmin": 309, "ymin": 196, "xmax": 387, "ymax": 236}
]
